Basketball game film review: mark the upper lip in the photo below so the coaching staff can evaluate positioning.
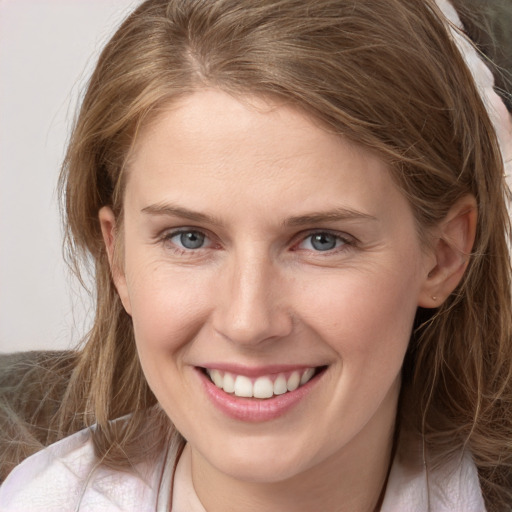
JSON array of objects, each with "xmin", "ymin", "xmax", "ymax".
[{"xmin": 198, "ymin": 363, "xmax": 325, "ymax": 378}]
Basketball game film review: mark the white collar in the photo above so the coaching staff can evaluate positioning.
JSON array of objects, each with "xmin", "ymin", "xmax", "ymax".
[
  {"xmin": 380, "ymin": 433, "xmax": 486, "ymax": 511},
  {"xmin": 170, "ymin": 439, "xmax": 486, "ymax": 512}
]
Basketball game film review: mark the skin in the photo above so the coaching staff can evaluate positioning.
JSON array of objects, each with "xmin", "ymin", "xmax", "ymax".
[{"xmin": 100, "ymin": 89, "xmax": 476, "ymax": 512}]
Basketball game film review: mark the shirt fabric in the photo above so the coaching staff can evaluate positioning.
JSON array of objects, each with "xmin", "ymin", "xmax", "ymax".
[{"xmin": 0, "ymin": 426, "xmax": 487, "ymax": 511}]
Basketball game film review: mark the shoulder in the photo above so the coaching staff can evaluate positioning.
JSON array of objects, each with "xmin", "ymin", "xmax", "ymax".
[
  {"xmin": 382, "ymin": 433, "xmax": 487, "ymax": 512},
  {"xmin": 0, "ymin": 428, "xmax": 95, "ymax": 511},
  {"xmin": 0, "ymin": 350, "xmax": 81, "ymax": 482},
  {"xmin": 0, "ymin": 426, "xmax": 172, "ymax": 512}
]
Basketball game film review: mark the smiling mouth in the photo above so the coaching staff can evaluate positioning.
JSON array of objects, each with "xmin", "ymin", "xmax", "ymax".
[{"xmin": 202, "ymin": 367, "xmax": 326, "ymax": 399}]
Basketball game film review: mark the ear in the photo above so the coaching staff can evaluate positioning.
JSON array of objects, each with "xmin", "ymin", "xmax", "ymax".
[
  {"xmin": 418, "ymin": 195, "xmax": 477, "ymax": 308},
  {"xmin": 98, "ymin": 206, "xmax": 132, "ymax": 315}
]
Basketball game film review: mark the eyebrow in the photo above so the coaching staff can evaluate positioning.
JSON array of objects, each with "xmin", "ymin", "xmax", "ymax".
[
  {"xmin": 284, "ymin": 208, "xmax": 377, "ymax": 227},
  {"xmin": 141, "ymin": 203, "xmax": 376, "ymax": 226},
  {"xmin": 141, "ymin": 203, "xmax": 224, "ymax": 225}
]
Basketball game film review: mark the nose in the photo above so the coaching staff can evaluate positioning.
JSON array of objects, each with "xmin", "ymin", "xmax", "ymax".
[{"xmin": 212, "ymin": 250, "xmax": 293, "ymax": 346}]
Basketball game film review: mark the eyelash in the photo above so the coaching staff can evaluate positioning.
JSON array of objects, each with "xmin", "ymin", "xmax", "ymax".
[
  {"xmin": 292, "ymin": 230, "xmax": 356, "ymax": 254},
  {"xmin": 160, "ymin": 229, "xmax": 216, "ymax": 255},
  {"xmin": 159, "ymin": 228, "xmax": 356, "ymax": 256}
]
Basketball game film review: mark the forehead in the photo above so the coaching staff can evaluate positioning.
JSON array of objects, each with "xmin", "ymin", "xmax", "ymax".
[
  {"xmin": 123, "ymin": 89, "xmax": 409, "ymax": 226},
  {"xmin": 129, "ymin": 90, "xmax": 347, "ymax": 168}
]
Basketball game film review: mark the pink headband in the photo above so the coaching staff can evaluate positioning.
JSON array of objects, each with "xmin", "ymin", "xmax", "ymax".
[{"xmin": 436, "ymin": 0, "xmax": 512, "ymax": 184}]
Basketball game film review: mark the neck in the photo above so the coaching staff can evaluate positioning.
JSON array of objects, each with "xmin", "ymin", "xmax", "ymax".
[{"xmin": 190, "ymin": 382, "xmax": 399, "ymax": 512}]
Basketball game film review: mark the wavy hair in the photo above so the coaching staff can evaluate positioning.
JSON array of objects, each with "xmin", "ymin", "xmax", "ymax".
[{"xmin": 17, "ymin": 0, "xmax": 512, "ymax": 509}]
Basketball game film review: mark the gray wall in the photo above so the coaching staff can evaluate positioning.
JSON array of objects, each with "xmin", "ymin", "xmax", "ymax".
[{"xmin": 0, "ymin": 0, "xmax": 138, "ymax": 353}]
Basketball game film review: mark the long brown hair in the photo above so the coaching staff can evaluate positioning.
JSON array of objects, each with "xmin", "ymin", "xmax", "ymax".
[{"xmin": 16, "ymin": 0, "xmax": 512, "ymax": 508}]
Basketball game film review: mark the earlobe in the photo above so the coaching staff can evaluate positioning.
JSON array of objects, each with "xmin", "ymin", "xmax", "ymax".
[
  {"xmin": 418, "ymin": 195, "xmax": 477, "ymax": 308},
  {"xmin": 98, "ymin": 206, "xmax": 132, "ymax": 315}
]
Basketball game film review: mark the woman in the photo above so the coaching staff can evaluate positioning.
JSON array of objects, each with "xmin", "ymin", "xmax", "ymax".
[{"xmin": 1, "ymin": 0, "xmax": 511, "ymax": 510}]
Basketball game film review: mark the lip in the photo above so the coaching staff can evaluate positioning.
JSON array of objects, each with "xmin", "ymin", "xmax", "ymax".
[
  {"xmin": 196, "ymin": 365, "xmax": 326, "ymax": 422},
  {"xmin": 201, "ymin": 363, "xmax": 316, "ymax": 379}
]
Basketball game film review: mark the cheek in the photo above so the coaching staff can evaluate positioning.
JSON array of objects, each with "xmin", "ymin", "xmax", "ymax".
[
  {"xmin": 124, "ymin": 260, "xmax": 213, "ymax": 354},
  {"xmin": 123, "ymin": 264, "xmax": 212, "ymax": 407},
  {"xmin": 295, "ymin": 264, "xmax": 421, "ymax": 364}
]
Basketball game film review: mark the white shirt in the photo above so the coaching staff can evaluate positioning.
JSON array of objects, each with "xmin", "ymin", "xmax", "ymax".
[{"xmin": 0, "ymin": 426, "xmax": 486, "ymax": 511}]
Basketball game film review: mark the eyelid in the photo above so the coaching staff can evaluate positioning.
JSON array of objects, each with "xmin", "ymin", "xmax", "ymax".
[
  {"xmin": 291, "ymin": 229, "xmax": 358, "ymax": 251},
  {"xmin": 160, "ymin": 226, "xmax": 217, "ymax": 251},
  {"xmin": 159, "ymin": 224, "xmax": 208, "ymax": 237}
]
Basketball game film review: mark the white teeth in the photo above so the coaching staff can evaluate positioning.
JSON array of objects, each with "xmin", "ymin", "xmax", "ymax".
[
  {"xmin": 273, "ymin": 374, "xmax": 288, "ymax": 395},
  {"xmin": 300, "ymin": 368, "xmax": 315, "ymax": 385},
  {"xmin": 253, "ymin": 377, "xmax": 274, "ymax": 399},
  {"xmin": 206, "ymin": 367, "xmax": 318, "ymax": 398},
  {"xmin": 210, "ymin": 369, "xmax": 223, "ymax": 388},
  {"xmin": 223, "ymin": 372, "xmax": 235, "ymax": 393},
  {"xmin": 234, "ymin": 375, "xmax": 253, "ymax": 397},
  {"xmin": 286, "ymin": 371, "xmax": 301, "ymax": 391}
]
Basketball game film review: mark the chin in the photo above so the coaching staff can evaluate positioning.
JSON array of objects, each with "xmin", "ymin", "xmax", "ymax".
[
  {"xmin": 218, "ymin": 457, "xmax": 308, "ymax": 484},
  {"xmin": 196, "ymin": 434, "xmax": 322, "ymax": 484}
]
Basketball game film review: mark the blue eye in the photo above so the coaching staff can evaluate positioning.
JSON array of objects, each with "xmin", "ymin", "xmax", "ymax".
[
  {"xmin": 170, "ymin": 230, "xmax": 207, "ymax": 250},
  {"xmin": 310, "ymin": 233, "xmax": 338, "ymax": 251},
  {"xmin": 299, "ymin": 232, "xmax": 347, "ymax": 252}
]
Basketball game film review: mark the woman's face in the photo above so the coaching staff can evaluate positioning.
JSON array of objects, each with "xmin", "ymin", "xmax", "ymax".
[{"xmin": 102, "ymin": 89, "xmax": 436, "ymax": 484}]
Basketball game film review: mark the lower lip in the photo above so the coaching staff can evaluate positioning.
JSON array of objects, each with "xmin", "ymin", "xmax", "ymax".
[{"xmin": 197, "ymin": 368, "xmax": 324, "ymax": 422}]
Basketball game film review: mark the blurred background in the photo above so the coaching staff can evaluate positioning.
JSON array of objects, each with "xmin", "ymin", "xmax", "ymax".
[
  {"xmin": 0, "ymin": 0, "xmax": 510, "ymax": 354},
  {"xmin": 453, "ymin": 0, "xmax": 512, "ymax": 111},
  {"xmin": 0, "ymin": 0, "xmax": 137, "ymax": 353}
]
